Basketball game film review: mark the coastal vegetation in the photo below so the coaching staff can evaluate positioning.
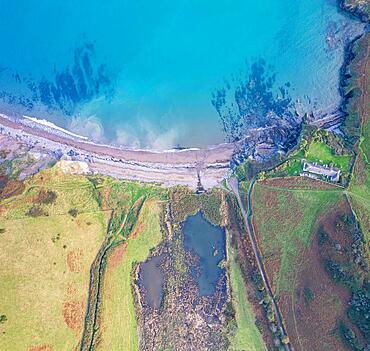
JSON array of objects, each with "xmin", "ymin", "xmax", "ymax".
[
  {"xmin": 345, "ymin": 32, "xmax": 370, "ymax": 245},
  {"xmin": 265, "ymin": 128, "xmax": 353, "ymax": 184},
  {"xmin": 0, "ymin": 3, "xmax": 367, "ymax": 351},
  {"xmin": 79, "ymin": 177, "xmax": 166, "ymax": 350},
  {"xmin": 252, "ymin": 177, "xmax": 342, "ymax": 294},
  {"xmin": 0, "ymin": 167, "xmax": 106, "ymax": 351},
  {"xmin": 250, "ymin": 176, "xmax": 369, "ymax": 350},
  {"xmin": 226, "ymin": 230, "xmax": 267, "ymax": 351},
  {"xmin": 96, "ymin": 201, "xmax": 163, "ymax": 351}
]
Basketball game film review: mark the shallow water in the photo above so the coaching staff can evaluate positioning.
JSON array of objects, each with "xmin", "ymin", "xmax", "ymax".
[
  {"xmin": 183, "ymin": 212, "xmax": 226, "ymax": 296},
  {"xmin": 139, "ymin": 254, "xmax": 164, "ymax": 309},
  {"xmin": 0, "ymin": 0, "xmax": 364, "ymax": 148}
]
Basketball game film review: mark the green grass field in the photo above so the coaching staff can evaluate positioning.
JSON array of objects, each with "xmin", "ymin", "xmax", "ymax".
[
  {"xmin": 96, "ymin": 200, "xmax": 163, "ymax": 351},
  {"xmin": 227, "ymin": 231, "xmax": 267, "ymax": 351},
  {"xmin": 252, "ymin": 179, "xmax": 342, "ymax": 294},
  {"xmin": 306, "ymin": 140, "xmax": 351, "ymax": 172},
  {"xmin": 267, "ymin": 138, "xmax": 351, "ymax": 179},
  {"xmin": 0, "ymin": 167, "xmax": 106, "ymax": 351}
]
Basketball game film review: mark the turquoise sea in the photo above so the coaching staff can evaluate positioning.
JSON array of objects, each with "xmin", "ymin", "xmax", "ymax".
[{"xmin": 0, "ymin": 0, "xmax": 364, "ymax": 148}]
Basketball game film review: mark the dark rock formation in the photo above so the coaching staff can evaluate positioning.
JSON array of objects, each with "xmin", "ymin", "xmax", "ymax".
[
  {"xmin": 212, "ymin": 59, "xmax": 302, "ymax": 164},
  {"xmin": 339, "ymin": 0, "xmax": 370, "ymax": 23},
  {"xmin": 0, "ymin": 41, "xmax": 115, "ymax": 116}
]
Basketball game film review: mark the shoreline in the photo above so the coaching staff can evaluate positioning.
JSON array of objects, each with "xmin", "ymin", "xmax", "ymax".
[
  {"xmin": 0, "ymin": 1, "xmax": 367, "ymax": 189},
  {"xmin": 0, "ymin": 111, "xmax": 235, "ymax": 189}
]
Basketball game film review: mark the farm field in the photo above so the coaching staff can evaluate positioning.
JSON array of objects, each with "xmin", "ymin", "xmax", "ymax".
[
  {"xmin": 252, "ymin": 176, "xmax": 342, "ymax": 294},
  {"xmin": 96, "ymin": 200, "xmax": 163, "ymax": 351},
  {"xmin": 0, "ymin": 167, "xmax": 106, "ymax": 351},
  {"xmin": 226, "ymin": 231, "xmax": 267, "ymax": 351},
  {"xmin": 346, "ymin": 33, "xmax": 369, "ymax": 245},
  {"xmin": 251, "ymin": 176, "xmax": 353, "ymax": 351}
]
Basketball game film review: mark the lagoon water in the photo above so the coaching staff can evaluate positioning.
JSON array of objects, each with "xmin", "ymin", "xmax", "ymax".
[
  {"xmin": 139, "ymin": 254, "xmax": 165, "ymax": 309},
  {"xmin": 183, "ymin": 212, "xmax": 226, "ymax": 296},
  {"xmin": 0, "ymin": 0, "xmax": 363, "ymax": 148}
]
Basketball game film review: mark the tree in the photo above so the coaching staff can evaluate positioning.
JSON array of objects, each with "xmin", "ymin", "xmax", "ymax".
[
  {"xmin": 258, "ymin": 171, "xmax": 266, "ymax": 181},
  {"xmin": 282, "ymin": 335, "xmax": 290, "ymax": 344}
]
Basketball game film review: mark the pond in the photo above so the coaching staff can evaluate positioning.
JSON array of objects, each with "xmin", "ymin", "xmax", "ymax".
[
  {"xmin": 139, "ymin": 254, "xmax": 165, "ymax": 309},
  {"xmin": 182, "ymin": 212, "xmax": 226, "ymax": 296}
]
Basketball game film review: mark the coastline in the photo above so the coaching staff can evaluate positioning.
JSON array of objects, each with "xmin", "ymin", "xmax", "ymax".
[
  {"xmin": 0, "ymin": 1, "xmax": 368, "ymax": 189},
  {"xmin": 0, "ymin": 111, "xmax": 235, "ymax": 189}
]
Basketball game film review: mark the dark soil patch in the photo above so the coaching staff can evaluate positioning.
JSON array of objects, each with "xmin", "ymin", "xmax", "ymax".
[{"xmin": 25, "ymin": 205, "xmax": 49, "ymax": 217}]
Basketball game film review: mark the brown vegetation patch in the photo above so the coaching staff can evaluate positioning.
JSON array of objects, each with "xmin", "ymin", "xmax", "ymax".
[
  {"xmin": 63, "ymin": 300, "xmax": 85, "ymax": 331},
  {"xmin": 67, "ymin": 283, "xmax": 78, "ymax": 296},
  {"xmin": 261, "ymin": 249, "xmax": 281, "ymax": 293},
  {"xmin": 278, "ymin": 199, "xmax": 360, "ymax": 351},
  {"xmin": 67, "ymin": 250, "xmax": 83, "ymax": 273},
  {"xmin": 253, "ymin": 187, "xmax": 303, "ymax": 239},
  {"xmin": 27, "ymin": 344, "xmax": 53, "ymax": 351},
  {"xmin": 262, "ymin": 176, "xmax": 338, "ymax": 190},
  {"xmin": 131, "ymin": 222, "xmax": 144, "ymax": 239},
  {"xmin": 0, "ymin": 205, "xmax": 7, "ymax": 216},
  {"xmin": 107, "ymin": 242, "xmax": 128, "ymax": 268},
  {"xmin": 33, "ymin": 189, "xmax": 57, "ymax": 205},
  {"xmin": 0, "ymin": 177, "xmax": 25, "ymax": 199},
  {"xmin": 26, "ymin": 205, "xmax": 49, "ymax": 217},
  {"xmin": 352, "ymin": 153, "xmax": 367, "ymax": 185}
]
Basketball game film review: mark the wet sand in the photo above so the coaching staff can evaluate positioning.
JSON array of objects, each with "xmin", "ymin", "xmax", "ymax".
[{"xmin": 0, "ymin": 112, "xmax": 234, "ymax": 188}]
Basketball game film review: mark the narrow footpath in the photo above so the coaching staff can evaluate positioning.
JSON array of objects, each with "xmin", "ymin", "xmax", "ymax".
[{"xmin": 228, "ymin": 177, "xmax": 292, "ymax": 351}]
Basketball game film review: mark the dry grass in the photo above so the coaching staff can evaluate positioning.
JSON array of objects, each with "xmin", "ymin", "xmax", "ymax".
[
  {"xmin": 0, "ymin": 167, "xmax": 106, "ymax": 350},
  {"xmin": 96, "ymin": 201, "xmax": 163, "ymax": 351}
]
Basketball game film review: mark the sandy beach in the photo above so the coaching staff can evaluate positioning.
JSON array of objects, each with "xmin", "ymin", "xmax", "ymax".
[{"xmin": 0, "ymin": 112, "xmax": 235, "ymax": 189}]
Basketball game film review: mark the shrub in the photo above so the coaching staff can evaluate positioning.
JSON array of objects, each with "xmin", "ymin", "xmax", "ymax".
[
  {"xmin": 26, "ymin": 206, "xmax": 48, "ymax": 217},
  {"xmin": 304, "ymin": 287, "xmax": 315, "ymax": 304},
  {"xmin": 35, "ymin": 190, "xmax": 57, "ymax": 204},
  {"xmin": 68, "ymin": 208, "xmax": 78, "ymax": 218},
  {"xmin": 339, "ymin": 321, "xmax": 365, "ymax": 351},
  {"xmin": 317, "ymin": 228, "xmax": 329, "ymax": 246},
  {"xmin": 348, "ymin": 288, "xmax": 370, "ymax": 343}
]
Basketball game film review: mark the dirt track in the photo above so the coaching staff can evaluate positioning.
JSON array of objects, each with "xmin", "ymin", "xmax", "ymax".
[{"xmin": 228, "ymin": 177, "xmax": 292, "ymax": 351}]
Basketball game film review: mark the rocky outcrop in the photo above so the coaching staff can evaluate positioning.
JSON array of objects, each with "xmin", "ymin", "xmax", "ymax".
[{"xmin": 339, "ymin": 0, "xmax": 370, "ymax": 23}]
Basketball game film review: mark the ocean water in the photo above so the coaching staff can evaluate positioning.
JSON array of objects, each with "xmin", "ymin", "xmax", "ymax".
[{"xmin": 0, "ymin": 0, "xmax": 364, "ymax": 149}]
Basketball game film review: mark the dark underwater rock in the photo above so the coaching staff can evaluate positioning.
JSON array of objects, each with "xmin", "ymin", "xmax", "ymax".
[{"xmin": 212, "ymin": 59, "xmax": 302, "ymax": 164}]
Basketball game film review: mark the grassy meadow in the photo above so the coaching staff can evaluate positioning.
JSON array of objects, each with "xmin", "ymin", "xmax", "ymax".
[
  {"xmin": 305, "ymin": 140, "xmax": 351, "ymax": 172},
  {"xmin": 96, "ymin": 200, "xmax": 163, "ymax": 351},
  {"xmin": 0, "ymin": 167, "xmax": 106, "ymax": 351},
  {"xmin": 227, "ymin": 231, "xmax": 267, "ymax": 351},
  {"xmin": 252, "ymin": 177, "xmax": 342, "ymax": 294}
]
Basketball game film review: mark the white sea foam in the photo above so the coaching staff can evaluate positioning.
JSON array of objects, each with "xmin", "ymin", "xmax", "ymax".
[{"xmin": 23, "ymin": 115, "xmax": 88, "ymax": 140}]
